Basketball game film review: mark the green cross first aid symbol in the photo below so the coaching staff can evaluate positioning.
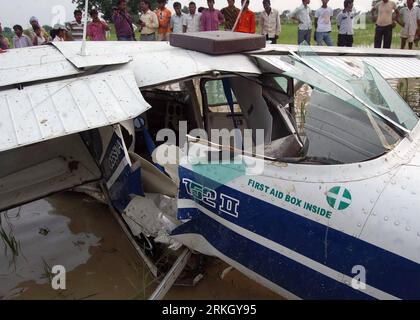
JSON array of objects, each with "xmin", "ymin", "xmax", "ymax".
[{"xmin": 326, "ymin": 186, "xmax": 352, "ymax": 210}]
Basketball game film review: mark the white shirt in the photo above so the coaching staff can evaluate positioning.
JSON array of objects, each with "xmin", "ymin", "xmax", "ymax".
[
  {"xmin": 337, "ymin": 10, "xmax": 357, "ymax": 35},
  {"xmin": 315, "ymin": 7, "xmax": 333, "ymax": 32},
  {"xmin": 183, "ymin": 12, "xmax": 201, "ymax": 32},
  {"xmin": 139, "ymin": 10, "xmax": 159, "ymax": 35},
  {"xmin": 259, "ymin": 8, "xmax": 281, "ymax": 38},
  {"xmin": 13, "ymin": 34, "xmax": 32, "ymax": 48},
  {"xmin": 400, "ymin": 6, "xmax": 420, "ymax": 36},
  {"xmin": 171, "ymin": 13, "xmax": 186, "ymax": 34},
  {"xmin": 53, "ymin": 35, "xmax": 64, "ymax": 42},
  {"xmin": 291, "ymin": 4, "xmax": 312, "ymax": 30},
  {"xmin": 34, "ymin": 34, "xmax": 48, "ymax": 45}
]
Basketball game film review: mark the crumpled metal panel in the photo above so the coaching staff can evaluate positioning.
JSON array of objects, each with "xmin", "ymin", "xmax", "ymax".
[
  {"xmin": 0, "ymin": 45, "xmax": 82, "ymax": 87},
  {"xmin": 52, "ymin": 41, "xmax": 132, "ymax": 68},
  {"xmin": 0, "ymin": 69, "xmax": 150, "ymax": 152},
  {"xmin": 3, "ymin": 42, "xmax": 261, "ymax": 89},
  {"xmin": 51, "ymin": 41, "xmax": 261, "ymax": 86}
]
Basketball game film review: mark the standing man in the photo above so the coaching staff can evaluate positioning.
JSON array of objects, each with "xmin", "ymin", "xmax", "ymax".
[
  {"xmin": 314, "ymin": 0, "xmax": 334, "ymax": 46},
  {"xmin": 260, "ymin": 0, "xmax": 281, "ymax": 43},
  {"xmin": 66, "ymin": 10, "xmax": 85, "ymax": 41},
  {"xmin": 372, "ymin": 0, "xmax": 399, "ymax": 48},
  {"xmin": 87, "ymin": 9, "xmax": 110, "ymax": 41},
  {"xmin": 113, "ymin": 0, "xmax": 136, "ymax": 41},
  {"xmin": 291, "ymin": 0, "xmax": 312, "ymax": 45},
  {"xmin": 0, "ymin": 22, "xmax": 10, "ymax": 49},
  {"xmin": 221, "ymin": 0, "xmax": 240, "ymax": 31},
  {"xmin": 171, "ymin": 2, "xmax": 186, "ymax": 34},
  {"xmin": 336, "ymin": 0, "xmax": 356, "ymax": 47},
  {"xmin": 52, "ymin": 25, "xmax": 66, "ymax": 42},
  {"xmin": 139, "ymin": 0, "xmax": 159, "ymax": 41},
  {"xmin": 156, "ymin": 0, "xmax": 172, "ymax": 41},
  {"xmin": 398, "ymin": 0, "xmax": 420, "ymax": 49},
  {"xmin": 32, "ymin": 26, "xmax": 49, "ymax": 45},
  {"xmin": 235, "ymin": 0, "xmax": 256, "ymax": 34},
  {"xmin": 183, "ymin": 2, "xmax": 201, "ymax": 33},
  {"xmin": 201, "ymin": 0, "xmax": 225, "ymax": 31},
  {"xmin": 13, "ymin": 25, "xmax": 32, "ymax": 48},
  {"xmin": 24, "ymin": 17, "xmax": 49, "ymax": 42}
]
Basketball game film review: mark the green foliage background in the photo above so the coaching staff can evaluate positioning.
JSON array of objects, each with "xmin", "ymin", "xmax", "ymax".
[{"xmin": 72, "ymin": 0, "xmax": 158, "ymax": 21}]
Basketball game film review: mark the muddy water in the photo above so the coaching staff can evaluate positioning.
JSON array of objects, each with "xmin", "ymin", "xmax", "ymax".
[{"xmin": 0, "ymin": 192, "xmax": 280, "ymax": 300}]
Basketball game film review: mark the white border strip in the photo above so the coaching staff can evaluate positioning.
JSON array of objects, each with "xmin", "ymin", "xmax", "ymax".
[
  {"xmin": 171, "ymin": 233, "xmax": 300, "ymax": 300},
  {"xmin": 178, "ymin": 199, "xmax": 399, "ymax": 300},
  {"xmin": 106, "ymin": 158, "xmax": 129, "ymax": 189}
]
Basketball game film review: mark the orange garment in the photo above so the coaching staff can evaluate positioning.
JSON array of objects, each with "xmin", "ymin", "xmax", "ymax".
[
  {"xmin": 156, "ymin": 8, "xmax": 172, "ymax": 34},
  {"xmin": 235, "ymin": 9, "xmax": 256, "ymax": 34}
]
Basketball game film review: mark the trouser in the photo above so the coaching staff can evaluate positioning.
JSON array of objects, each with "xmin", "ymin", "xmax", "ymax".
[
  {"xmin": 337, "ymin": 34, "xmax": 353, "ymax": 47},
  {"xmin": 315, "ymin": 31, "xmax": 333, "ymax": 46},
  {"xmin": 298, "ymin": 29, "xmax": 311, "ymax": 45},
  {"xmin": 158, "ymin": 33, "xmax": 170, "ymax": 41},
  {"xmin": 374, "ymin": 24, "xmax": 393, "ymax": 48},
  {"xmin": 266, "ymin": 35, "xmax": 278, "ymax": 44},
  {"xmin": 141, "ymin": 33, "xmax": 156, "ymax": 41},
  {"xmin": 117, "ymin": 35, "xmax": 135, "ymax": 41}
]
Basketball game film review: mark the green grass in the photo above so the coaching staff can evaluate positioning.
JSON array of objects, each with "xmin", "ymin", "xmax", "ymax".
[
  {"xmin": 4, "ymin": 21, "xmax": 406, "ymax": 48},
  {"xmin": 106, "ymin": 21, "xmax": 405, "ymax": 48},
  {"xmin": 0, "ymin": 224, "xmax": 22, "ymax": 268},
  {"xmin": 268, "ymin": 21, "xmax": 404, "ymax": 48}
]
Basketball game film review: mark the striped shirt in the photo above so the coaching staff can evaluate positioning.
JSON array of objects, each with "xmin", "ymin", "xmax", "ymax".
[
  {"xmin": 66, "ymin": 20, "xmax": 84, "ymax": 40},
  {"xmin": 221, "ymin": 6, "xmax": 240, "ymax": 30}
]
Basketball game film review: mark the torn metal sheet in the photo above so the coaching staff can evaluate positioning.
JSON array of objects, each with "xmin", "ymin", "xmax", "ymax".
[
  {"xmin": 49, "ymin": 42, "xmax": 261, "ymax": 86},
  {"xmin": 116, "ymin": 48, "xmax": 261, "ymax": 88},
  {"xmin": 52, "ymin": 42, "xmax": 133, "ymax": 68},
  {"xmin": 0, "ymin": 45, "xmax": 82, "ymax": 87},
  {"xmin": 0, "ymin": 69, "xmax": 151, "ymax": 152},
  {"xmin": 122, "ymin": 193, "xmax": 179, "ymax": 238}
]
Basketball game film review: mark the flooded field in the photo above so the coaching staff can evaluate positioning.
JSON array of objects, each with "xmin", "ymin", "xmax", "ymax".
[{"xmin": 0, "ymin": 192, "xmax": 280, "ymax": 300}]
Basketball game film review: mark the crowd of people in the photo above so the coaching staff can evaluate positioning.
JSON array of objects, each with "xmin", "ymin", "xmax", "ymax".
[
  {"xmin": 0, "ymin": 0, "xmax": 419, "ymax": 52},
  {"xmin": 110, "ymin": 0, "xmax": 277, "ymax": 41}
]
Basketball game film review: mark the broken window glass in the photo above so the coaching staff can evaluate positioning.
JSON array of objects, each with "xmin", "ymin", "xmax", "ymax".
[
  {"xmin": 296, "ymin": 45, "xmax": 418, "ymax": 132},
  {"xmin": 253, "ymin": 45, "xmax": 418, "ymax": 163}
]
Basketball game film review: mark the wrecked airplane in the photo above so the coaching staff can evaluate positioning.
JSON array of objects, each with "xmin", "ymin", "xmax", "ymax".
[{"xmin": 1, "ymin": 32, "xmax": 420, "ymax": 300}]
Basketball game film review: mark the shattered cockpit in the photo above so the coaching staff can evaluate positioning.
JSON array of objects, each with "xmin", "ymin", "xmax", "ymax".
[{"xmin": 254, "ymin": 46, "xmax": 418, "ymax": 164}]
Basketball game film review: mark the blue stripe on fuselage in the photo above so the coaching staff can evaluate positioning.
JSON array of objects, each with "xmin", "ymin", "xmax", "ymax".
[
  {"xmin": 176, "ymin": 167, "xmax": 420, "ymax": 299},
  {"xmin": 173, "ymin": 210, "xmax": 374, "ymax": 299}
]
